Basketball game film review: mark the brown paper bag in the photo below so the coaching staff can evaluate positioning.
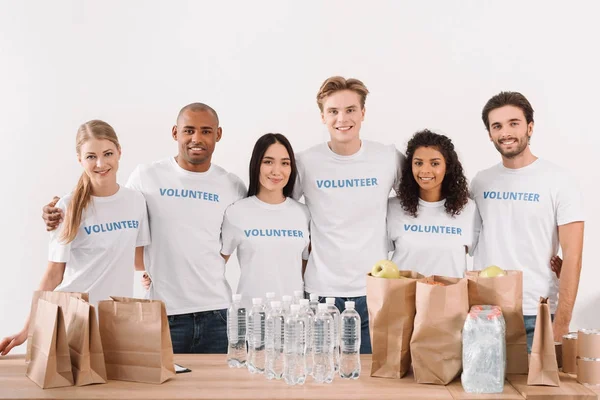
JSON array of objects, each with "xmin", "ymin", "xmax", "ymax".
[
  {"xmin": 98, "ymin": 297, "xmax": 175, "ymax": 384},
  {"xmin": 366, "ymin": 271, "xmax": 423, "ymax": 378},
  {"xmin": 26, "ymin": 299, "xmax": 74, "ymax": 389},
  {"xmin": 65, "ymin": 297, "xmax": 107, "ymax": 386},
  {"xmin": 466, "ymin": 270, "xmax": 528, "ymax": 374},
  {"xmin": 410, "ymin": 276, "xmax": 469, "ymax": 385},
  {"xmin": 26, "ymin": 290, "xmax": 89, "ymax": 363},
  {"xmin": 527, "ymin": 297, "xmax": 560, "ymax": 386}
]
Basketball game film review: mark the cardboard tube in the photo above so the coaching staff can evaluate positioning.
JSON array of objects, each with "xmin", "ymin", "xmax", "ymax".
[
  {"xmin": 577, "ymin": 358, "xmax": 600, "ymax": 386},
  {"xmin": 578, "ymin": 329, "xmax": 600, "ymax": 359},
  {"xmin": 562, "ymin": 332, "xmax": 578, "ymax": 374}
]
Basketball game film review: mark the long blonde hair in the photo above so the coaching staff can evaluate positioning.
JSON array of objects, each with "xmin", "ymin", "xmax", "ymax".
[{"xmin": 60, "ymin": 120, "xmax": 121, "ymax": 243}]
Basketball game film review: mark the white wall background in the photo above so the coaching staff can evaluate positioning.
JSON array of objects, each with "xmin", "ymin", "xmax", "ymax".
[{"xmin": 1, "ymin": 1, "xmax": 599, "ymax": 353}]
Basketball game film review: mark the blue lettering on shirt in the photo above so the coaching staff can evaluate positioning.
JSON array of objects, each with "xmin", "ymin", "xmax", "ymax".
[
  {"xmin": 316, "ymin": 178, "xmax": 378, "ymax": 189},
  {"xmin": 243, "ymin": 229, "xmax": 304, "ymax": 238},
  {"xmin": 482, "ymin": 191, "xmax": 540, "ymax": 202},
  {"xmin": 403, "ymin": 224, "xmax": 462, "ymax": 236},
  {"xmin": 159, "ymin": 188, "xmax": 220, "ymax": 202},
  {"xmin": 84, "ymin": 220, "xmax": 140, "ymax": 235}
]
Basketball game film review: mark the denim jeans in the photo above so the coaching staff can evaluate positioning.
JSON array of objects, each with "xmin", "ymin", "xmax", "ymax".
[
  {"xmin": 168, "ymin": 309, "xmax": 228, "ymax": 354},
  {"xmin": 524, "ymin": 314, "xmax": 555, "ymax": 354},
  {"xmin": 305, "ymin": 291, "xmax": 372, "ymax": 354}
]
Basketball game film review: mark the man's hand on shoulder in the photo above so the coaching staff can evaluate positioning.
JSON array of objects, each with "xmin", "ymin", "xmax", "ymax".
[{"xmin": 43, "ymin": 196, "xmax": 63, "ymax": 231}]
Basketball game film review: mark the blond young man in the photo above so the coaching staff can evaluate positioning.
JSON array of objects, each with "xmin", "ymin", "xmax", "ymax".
[{"xmin": 293, "ymin": 77, "xmax": 404, "ymax": 353}]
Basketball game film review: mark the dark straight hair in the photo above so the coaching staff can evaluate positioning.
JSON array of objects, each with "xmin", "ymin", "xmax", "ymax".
[{"xmin": 247, "ymin": 133, "xmax": 297, "ymax": 198}]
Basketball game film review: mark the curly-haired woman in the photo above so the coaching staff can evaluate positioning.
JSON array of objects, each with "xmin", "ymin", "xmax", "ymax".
[{"xmin": 387, "ymin": 129, "xmax": 477, "ymax": 278}]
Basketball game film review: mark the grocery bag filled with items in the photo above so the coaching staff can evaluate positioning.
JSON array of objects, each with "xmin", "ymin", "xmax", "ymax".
[
  {"xmin": 410, "ymin": 275, "xmax": 469, "ymax": 385},
  {"xmin": 465, "ymin": 266, "xmax": 528, "ymax": 374},
  {"xmin": 366, "ymin": 259, "xmax": 423, "ymax": 378}
]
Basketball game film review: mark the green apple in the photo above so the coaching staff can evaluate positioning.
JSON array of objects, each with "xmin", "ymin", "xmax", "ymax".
[
  {"xmin": 371, "ymin": 260, "xmax": 400, "ymax": 279},
  {"xmin": 479, "ymin": 265, "xmax": 507, "ymax": 278}
]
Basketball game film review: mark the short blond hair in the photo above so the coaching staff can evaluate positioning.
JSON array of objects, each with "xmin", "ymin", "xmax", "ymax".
[{"xmin": 316, "ymin": 76, "xmax": 369, "ymax": 112}]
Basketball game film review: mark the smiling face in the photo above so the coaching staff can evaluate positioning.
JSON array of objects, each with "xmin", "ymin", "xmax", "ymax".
[
  {"xmin": 321, "ymin": 89, "xmax": 365, "ymax": 146},
  {"xmin": 487, "ymin": 105, "xmax": 533, "ymax": 159},
  {"xmin": 78, "ymin": 138, "xmax": 121, "ymax": 188},
  {"xmin": 172, "ymin": 109, "xmax": 222, "ymax": 172},
  {"xmin": 258, "ymin": 142, "xmax": 291, "ymax": 197},
  {"xmin": 412, "ymin": 146, "xmax": 446, "ymax": 201}
]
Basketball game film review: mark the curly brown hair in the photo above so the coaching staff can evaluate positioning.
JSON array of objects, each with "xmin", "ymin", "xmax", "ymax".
[{"xmin": 398, "ymin": 129, "xmax": 469, "ymax": 218}]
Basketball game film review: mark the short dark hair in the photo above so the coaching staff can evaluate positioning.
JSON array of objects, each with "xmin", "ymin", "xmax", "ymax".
[
  {"xmin": 397, "ymin": 129, "xmax": 469, "ymax": 218},
  {"xmin": 247, "ymin": 133, "xmax": 297, "ymax": 198},
  {"xmin": 482, "ymin": 91, "xmax": 534, "ymax": 131},
  {"xmin": 177, "ymin": 102, "xmax": 220, "ymax": 125}
]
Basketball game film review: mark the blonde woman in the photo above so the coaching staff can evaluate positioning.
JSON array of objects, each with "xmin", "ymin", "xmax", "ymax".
[{"xmin": 0, "ymin": 120, "xmax": 150, "ymax": 355}]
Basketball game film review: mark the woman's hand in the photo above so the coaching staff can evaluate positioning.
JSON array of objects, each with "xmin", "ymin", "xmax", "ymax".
[{"xmin": 0, "ymin": 330, "xmax": 27, "ymax": 356}]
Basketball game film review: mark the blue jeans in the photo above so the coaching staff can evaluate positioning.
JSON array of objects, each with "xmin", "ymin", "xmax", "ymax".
[
  {"xmin": 168, "ymin": 309, "xmax": 228, "ymax": 354},
  {"xmin": 524, "ymin": 314, "xmax": 554, "ymax": 354},
  {"xmin": 305, "ymin": 292, "xmax": 372, "ymax": 354}
]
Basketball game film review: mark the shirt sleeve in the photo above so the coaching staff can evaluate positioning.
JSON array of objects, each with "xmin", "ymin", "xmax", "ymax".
[
  {"xmin": 468, "ymin": 201, "xmax": 481, "ymax": 258},
  {"xmin": 125, "ymin": 165, "xmax": 143, "ymax": 192},
  {"xmin": 301, "ymin": 205, "xmax": 311, "ymax": 260},
  {"xmin": 136, "ymin": 195, "xmax": 151, "ymax": 247},
  {"xmin": 48, "ymin": 200, "xmax": 70, "ymax": 263},
  {"xmin": 292, "ymin": 156, "xmax": 304, "ymax": 201},
  {"xmin": 556, "ymin": 173, "xmax": 585, "ymax": 226},
  {"xmin": 393, "ymin": 147, "xmax": 405, "ymax": 194},
  {"xmin": 233, "ymin": 175, "xmax": 248, "ymax": 201},
  {"xmin": 220, "ymin": 206, "xmax": 241, "ymax": 256},
  {"xmin": 386, "ymin": 198, "xmax": 398, "ymax": 252}
]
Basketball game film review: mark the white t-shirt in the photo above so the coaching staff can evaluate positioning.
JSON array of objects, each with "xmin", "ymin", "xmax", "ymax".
[
  {"xmin": 50, "ymin": 186, "xmax": 150, "ymax": 305},
  {"xmin": 293, "ymin": 140, "xmax": 403, "ymax": 297},
  {"xmin": 471, "ymin": 159, "xmax": 584, "ymax": 315},
  {"xmin": 387, "ymin": 197, "xmax": 478, "ymax": 278},
  {"xmin": 221, "ymin": 196, "xmax": 310, "ymax": 309},
  {"xmin": 126, "ymin": 157, "xmax": 246, "ymax": 315}
]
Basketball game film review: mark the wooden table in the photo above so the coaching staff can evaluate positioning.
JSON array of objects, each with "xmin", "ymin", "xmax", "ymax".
[{"xmin": 1, "ymin": 354, "xmax": 598, "ymax": 400}]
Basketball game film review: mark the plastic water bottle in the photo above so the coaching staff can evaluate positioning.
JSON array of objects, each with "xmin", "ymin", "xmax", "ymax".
[
  {"xmin": 299, "ymin": 299, "xmax": 315, "ymax": 375},
  {"xmin": 247, "ymin": 297, "xmax": 266, "ymax": 374},
  {"xmin": 265, "ymin": 301, "xmax": 285, "ymax": 380},
  {"xmin": 265, "ymin": 292, "xmax": 275, "ymax": 314},
  {"xmin": 325, "ymin": 297, "xmax": 341, "ymax": 372},
  {"xmin": 340, "ymin": 301, "xmax": 361, "ymax": 379},
  {"xmin": 282, "ymin": 295, "xmax": 293, "ymax": 314},
  {"xmin": 283, "ymin": 304, "xmax": 307, "ymax": 385},
  {"xmin": 313, "ymin": 303, "xmax": 335, "ymax": 383},
  {"xmin": 293, "ymin": 290, "xmax": 304, "ymax": 305},
  {"xmin": 227, "ymin": 294, "xmax": 247, "ymax": 368},
  {"xmin": 309, "ymin": 293, "xmax": 319, "ymax": 315}
]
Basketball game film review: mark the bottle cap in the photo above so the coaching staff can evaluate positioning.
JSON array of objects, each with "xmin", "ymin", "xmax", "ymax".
[
  {"xmin": 266, "ymin": 292, "xmax": 275, "ymax": 299},
  {"xmin": 309, "ymin": 293, "xmax": 319, "ymax": 301},
  {"xmin": 282, "ymin": 295, "xmax": 292, "ymax": 302},
  {"xmin": 299, "ymin": 299, "xmax": 309, "ymax": 306},
  {"xmin": 325, "ymin": 297, "xmax": 335, "ymax": 304},
  {"xmin": 294, "ymin": 290, "xmax": 304, "ymax": 297},
  {"xmin": 271, "ymin": 301, "xmax": 281, "ymax": 309},
  {"xmin": 345, "ymin": 301, "xmax": 355, "ymax": 309},
  {"xmin": 290, "ymin": 304, "xmax": 301, "ymax": 313},
  {"xmin": 318, "ymin": 303, "xmax": 328, "ymax": 311},
  {"xmin": 252, "ymin": 298, "xmax": 263, "ymax": 305}
]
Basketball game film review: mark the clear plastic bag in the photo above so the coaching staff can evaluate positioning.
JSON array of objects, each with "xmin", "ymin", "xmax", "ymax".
[{"xmin": 461, "ymin": 305, "xmax": 506, "ymax": 393}]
